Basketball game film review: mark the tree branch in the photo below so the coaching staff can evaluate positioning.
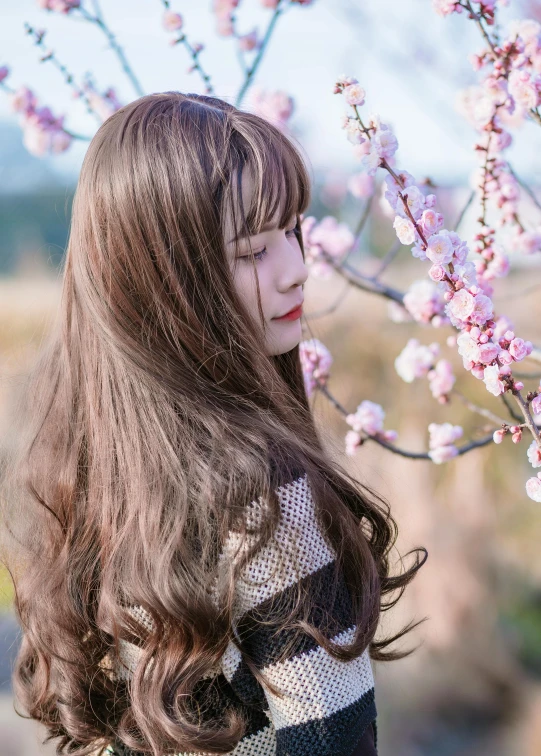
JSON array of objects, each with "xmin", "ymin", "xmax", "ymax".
[
  {"xmin": 317, "ymin": 383, "xmax": 495, "ymax": 460},
  {"xmin": 235, "ymin": 1, "xmax": 286, "ymax": 108}
]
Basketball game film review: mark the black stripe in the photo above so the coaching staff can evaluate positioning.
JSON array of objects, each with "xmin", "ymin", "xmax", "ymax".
[
  {"xmin": 190, "ymin": 672, "xmax": 272, "ymax": 740},
  {"xmin": 233, "ymin": 559, "xmax": 357, "ymax": 669},
  {"xmin": 275, "ymin": 688, "xmax": 377, "ymax": 756}
]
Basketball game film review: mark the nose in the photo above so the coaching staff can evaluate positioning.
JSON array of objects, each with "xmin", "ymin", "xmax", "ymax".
[{"xmin": 276, "ymin": 234, "xmax": 309, "ymax": 292}]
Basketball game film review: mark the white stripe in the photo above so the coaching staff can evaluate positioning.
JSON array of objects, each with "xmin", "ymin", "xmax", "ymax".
[
  {"xmin": 172, "ymin": 720, "xmax": 276, "ymax": 756},
  {"xmin": 217, "ymin": 474, "xmax": 337, "ymax": 619},
  {"xmin": 260, "ymin": 626, "xmax": 375, "ymax": 730},
  {"xmin": 221, "ymin": 638, "xmax": 242, "ymax": 681}
]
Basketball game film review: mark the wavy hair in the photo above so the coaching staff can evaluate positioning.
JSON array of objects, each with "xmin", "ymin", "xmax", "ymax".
[{"xmin": 0, "ymin": 91, "xmax": 427, "ymax": 755}]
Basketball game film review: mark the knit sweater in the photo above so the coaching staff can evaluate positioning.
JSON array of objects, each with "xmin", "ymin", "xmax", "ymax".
[{"xmin": 104, "ymin": 464, "xmax": 378, "ymax": 756}]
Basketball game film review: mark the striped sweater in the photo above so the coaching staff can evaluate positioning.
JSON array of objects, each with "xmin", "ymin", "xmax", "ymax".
[{"xmin": 105, "ymin": 465, "xmax": 378, "ymax": 756}]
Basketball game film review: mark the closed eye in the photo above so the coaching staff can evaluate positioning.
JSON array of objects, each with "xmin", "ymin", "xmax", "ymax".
[{"xmin": 239, "ymin": 225, "xmax": 299, "ymax": 262}]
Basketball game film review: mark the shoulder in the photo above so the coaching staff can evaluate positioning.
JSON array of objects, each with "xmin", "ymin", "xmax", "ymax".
[{"xmin": 217, "ymin": 471, "xmax": 338, "ymax": 619}]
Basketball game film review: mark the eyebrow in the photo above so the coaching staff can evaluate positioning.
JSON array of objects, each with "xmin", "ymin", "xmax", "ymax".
[{"xmin": 227, "ymin": 215, "xmax": 297, "ymax": 245}]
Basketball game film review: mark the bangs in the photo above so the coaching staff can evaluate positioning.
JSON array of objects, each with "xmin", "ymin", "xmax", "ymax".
[{"xmin": 227, "ymin": 118, "xmax": 312, "ymax": 246}]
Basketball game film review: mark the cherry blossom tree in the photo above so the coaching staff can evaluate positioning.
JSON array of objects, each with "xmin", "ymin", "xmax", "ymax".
[{"xmin": 1, "ymin": 0, "xmax": 541, "ymax": 502}]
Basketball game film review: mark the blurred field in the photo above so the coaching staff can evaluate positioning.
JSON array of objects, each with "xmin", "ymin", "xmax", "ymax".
[{"xmin": 1, "ymin": 262, "xmax": 541, "ymax": 755}]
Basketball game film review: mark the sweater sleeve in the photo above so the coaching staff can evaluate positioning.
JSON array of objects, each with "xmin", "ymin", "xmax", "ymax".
[{"xmin": 218, "ymin": 472, "xmax": 378, "ymax": 756}]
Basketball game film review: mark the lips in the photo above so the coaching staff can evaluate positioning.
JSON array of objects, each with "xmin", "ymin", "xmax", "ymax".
[{"xmin": 273, "ymin": 302, "xmax": 303, "ymax": 319}]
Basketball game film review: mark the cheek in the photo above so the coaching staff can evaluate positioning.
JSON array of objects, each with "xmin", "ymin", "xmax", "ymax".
[{"xmin": 232, "ymin": 267, "xmax": 266, "ymax": 319}]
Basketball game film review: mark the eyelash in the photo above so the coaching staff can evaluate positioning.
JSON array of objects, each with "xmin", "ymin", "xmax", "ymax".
[{"xmin": 240, "ymin": 227, "xmax": 299, "ymax": 262}]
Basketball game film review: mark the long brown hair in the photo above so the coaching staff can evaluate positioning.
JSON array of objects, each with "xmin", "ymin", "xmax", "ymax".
[{"xmin": 0, "ymin": 91, "xmax": 427, "ymax": 755}]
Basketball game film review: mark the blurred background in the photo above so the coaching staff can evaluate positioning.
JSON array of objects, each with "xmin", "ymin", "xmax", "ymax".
[{"xmin": 2, "ymin": 1, "xmax": 541, "ymax": 754}]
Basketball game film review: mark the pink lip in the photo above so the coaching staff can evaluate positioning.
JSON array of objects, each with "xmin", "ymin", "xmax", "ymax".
[{"xmin": 273, "ymin": 303, "xmax": 303, "ymax": 321}]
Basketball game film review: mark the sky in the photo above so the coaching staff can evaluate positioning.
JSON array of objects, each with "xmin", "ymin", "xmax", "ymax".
[{"xmin": 1, "ymin": 0, "xmax": 541, "ymax": 190}]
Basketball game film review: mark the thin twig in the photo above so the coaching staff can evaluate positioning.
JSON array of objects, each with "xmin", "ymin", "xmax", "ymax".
[
  {"xmin": 453, "ymin": 188, "xmax": 475, "ymax": 232},
  {"xmin": 451, "ymin": 388, "xmax": 510, "ymax": 426},
  {"xmin": 161, "ymin": 0, "xmax": 214, "ymax": 93},
  {"xmin": 507, "ymin": 164, "xmax": 541, "ymax": 214},
  {"xmin": 78, "ymin": 4, "xmax": 145, "ymax": 97},
  {"xmin": 369, "ymin": 239, "xmax": 402, "ymax": 281},
  {"xmin": 317, "ymin": 383, "xmax": 495, "ymax": 460},
  {"xmin": 235, "ymin": 1, "xmax": 285, "ymax": 108},
  {"xmin": 24, "ymin": 24, "xmax": 103, "ymax": 123},
  {"xmin": 337, "ymin": 193, "xmax": 375, "ymax": 267},
  {"xmin": 512, "ymin": 390, "xmax": 541, "ymax": 445},
  {"xmin": 327, "ymin": 253, "xmax": 405, "ymax": 305},
  {"xmin": 500, "ymin": 392, "xmax": 523, "ymax": 423}
]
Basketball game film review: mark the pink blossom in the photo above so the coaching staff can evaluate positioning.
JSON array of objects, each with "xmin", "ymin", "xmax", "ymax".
[
  {"xmin": 346, "ymin": 400, "xmax": 385, "ymax": 436},
  {"xmin": 493, "ymin": 315, "xmax": 514, "ymax": 341},
  {"xmin": 361, "ymin": 144, "xmax": 382, "ymax": 175},
  {"xmin": 428, "ymin": 264, "xmax": 447, "ymax": 282},
  {"xmin": 428, "ymin": 445, "xmax": 459, "ymax": 464},
  {"xmin": 393, "ymin": 216, "xmax": 416, "ymax": 245},
  {"xmin": 335, "ymin": 74, "xmax": 360, "ymax": 89},
  {"xmin": 0, "ymin": 66, "xmax": 9, "ymax": 83},
  {"xmin": 387, "ymin": 301, "xmax": 413, "ymax": 323},
  {"xmin": 345, "ymin": 120, "xmax": 365, "ymax": 145},
  {"xmin": 308, "ymin": 216, "xmax": 354, "ymax": 259},
  {"xmin": 508, "ymin": 69, "xmax": 541, "ymax": 110},
  {"xmin": 526, "ymin": 473, "xmax": 541, "ymax": 503},
  {"xmin": 527, "ymin": 439, "xmax": 541, "ymax": 468},
  {"xmin": 470, "ymin": 293, "xmax": 493, "ymax": 325},
  {"xmin": 532, "ymin": 395, "xmax": 541, "ymax": 415},
  {"xmin": 427, "ymin": 359, "xmax": 456, "ymax": 399},
  {"xmin": 260, "ymin": 0, "xmax": 280, "ymax": 6},
  {"xmin": 38, "ymin": 0, "xmax": 80, "ymax": 12},
  {"xmin": 432, "ymin": 0, "xmax": 461, "ymax": 16},
  {"xmin": 299, "ymin": 338, "xmax": 333, "ymax": 397},
  {"xmin": 510, "ymin": 228, "xmax": 541, "ymax": 255},
  {"xmin": 446, "ymin": 289, "xmax": 475, "ymax": 322},
  {"xmin": 251, "ymin": 87, "xmax": 294, "ymax": 129},
  {"xmin": 162, "ymin": 10, "xmax": 183, "ymax": 31},
  {"xmin": 394, "ymin": 338, "xmax": 439, "ymax": 383},
  {"xmin": 238, "ymin": 29, "xmax": 259, "ymax": 52},
  {"xmin": 427, "ymin": 421, "xmax": 463, "ymax": 464},
  {"xmin": 345, "ymin": 430, "xmax": 362, "ymax": 456},
  {"xmin": 493, "ymin": 429, "xmax": 505, "ymax": 444},
  {"xmin": 509, "ymin": 337, "xmax": 533, "ymax": 362},
  {"xmin": 212, "ymin": 0, "xmax": 238, "ymax": 35},
  {"xmin": 384, "ymin": 170, "xmax": 416, "ymax": 209},
  {"xmin": 347, "ymin": 172, "xmax": 374, "ymax": 198},
  {"xmin": 84, "ymin": 84, "xmax": 122, "ymax": 122},
  {"xmin": 426, "ymin": 233, "xmax": 454, "ymax": 265},
  {"xmin": 419, "ymin": 208, "xmax": 444, "ymax": 236},
  {"xmin": 396, "ymin": 185, "xmax": 426, "ymax": 221},
  {"xmin": 343, "ymin": 84, "xmax": 366, "ymax": 106},
  {"xmin": 477, "ymin": 341, "xmax": 501, "ymax": 363},
  {"xmin": 9, "ymin": 86, "xmax": 37, "ymax": 113},
  {"xmin": 373, "ymin": 127, "xmax": 398, "ymax": 159},
  {"xmin": 457, "ymin": 331, "xmax": 480, "ymax": 366},
  {"xmin": 453, "ymin": 261, "xmax": 478, "ymax": 288},
  {"xmin": 457, "ymin": 85, "xmax": 494, "ymax": 129},
  {"xmin": 486, "ymin": 252, "xmax": 510, "ymax": 279},
  {"xmin": 428, "ymin": 421, "xmax": 463, "ymax": 448},
  {"xmin": 216, "ymin": 16, "xmax": 234, "ymax": 35},
  {"xmin": 483, "ymin": 364, "xmax": 506, "ymax": 396},
  {"xmin": 403, "ymin": 279, "xmax": 445, "ymax": 324}
]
